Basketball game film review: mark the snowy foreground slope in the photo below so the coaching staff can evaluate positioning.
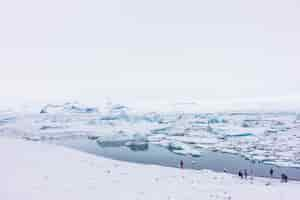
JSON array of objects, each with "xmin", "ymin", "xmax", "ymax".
[{"xmin": 1, "ymin": 138, "xmax": 299, "ymax": 200}]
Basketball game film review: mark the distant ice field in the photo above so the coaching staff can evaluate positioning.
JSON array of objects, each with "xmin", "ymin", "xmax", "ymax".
[{"xmin": 1, "ymin": 102, "xmax": 300, "ymax": 170}]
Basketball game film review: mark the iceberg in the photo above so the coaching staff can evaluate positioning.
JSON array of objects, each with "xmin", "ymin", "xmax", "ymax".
[
  {"xmin": 125, "ymin": 141, "xmax": 149, "ymax": 151},
  {"xmin": 40, "ymin": 102, "xmax": 98, "ymax": 114}
]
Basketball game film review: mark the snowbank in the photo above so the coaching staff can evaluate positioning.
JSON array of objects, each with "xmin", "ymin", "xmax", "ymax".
[{"xmin": 1, "ymin": 138, "xmax": 299, "ymax": 200}]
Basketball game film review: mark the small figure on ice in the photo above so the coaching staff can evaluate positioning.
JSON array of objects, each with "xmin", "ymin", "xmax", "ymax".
[
  {"xmin": 250, "ymin": 169, "xmax": 254, "ymax": 181},
  {"xmin": 281, "ymin": 173, "xmax": 288, "ymax": 183},
  {"xmin": 269, "ymin": 168, "xmax": 274, "ymax": 178},
  {"xmin": 238, "ymin": 170, "xmax": 243, "ymax": 179},
  {"xmin": 244, "ymin": 169, "xmax": 248, "ymax": 179},
  {"xmin": 180, "ymin": 160, "xmax": 184, "ymax": 169}
]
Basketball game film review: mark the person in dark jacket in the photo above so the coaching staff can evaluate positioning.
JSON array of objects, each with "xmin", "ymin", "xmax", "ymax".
[
  {"xmin": 238, "ymin": 170, "xmax": 243, "ymax": 179},
  {"xmin": 283, "ymin": 174, "xmax": 288, "ymax": 183},
  {"xmin": 281, "ymin": 173, "xmax": 288, "ymax": 183},
  {"xmin": 270, "ymin": 168, "xmax": 274, "ymax": 177},
  {"xmin": 180, "ymin": 160, "xmax": 184, "ymax": 169}
]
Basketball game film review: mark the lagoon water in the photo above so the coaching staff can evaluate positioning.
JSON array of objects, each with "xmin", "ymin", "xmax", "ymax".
[{"xmin": 51, "ymin": 137, "xmax": 300, "ymax": 181}]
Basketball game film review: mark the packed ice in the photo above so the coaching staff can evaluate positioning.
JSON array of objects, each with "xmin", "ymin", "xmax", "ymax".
[{"xmin": 1, "ymin": 102, "xmax": 300, "ymax": 168}]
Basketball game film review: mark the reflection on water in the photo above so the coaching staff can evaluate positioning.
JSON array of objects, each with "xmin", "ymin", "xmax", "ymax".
[{"xmin": 97, "ymin": 140, "xmax": 149, "ymax": 151}]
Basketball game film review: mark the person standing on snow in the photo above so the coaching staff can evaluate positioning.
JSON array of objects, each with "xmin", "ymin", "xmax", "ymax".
[
  {"xmin": 270, "ymin": 168, "xmax": 274, "ymax": 178},
  {"xmin": 238, "ymin": 170, "xmax": 243, "ymax": 179},
  {"xmin": 180, "ymin": 160, "xmax": 184, "ymax": 169},
  {"xmin": 244, "ymin": 169, "xmax": 248, "ymax": 179},
  {"xmin": 281, "ymin": 173, "xmax": 288, "ymax": 183}
]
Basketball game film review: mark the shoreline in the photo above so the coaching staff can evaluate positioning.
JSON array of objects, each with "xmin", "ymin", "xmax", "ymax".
[{"xmin": 1, "ymin": 137, "xmax": 300, "ymax": 200}]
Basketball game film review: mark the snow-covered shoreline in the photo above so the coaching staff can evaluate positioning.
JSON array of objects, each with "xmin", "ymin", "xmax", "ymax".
[{"xmin": 1, "ymin": 137, "xmax": 299, "ymax": 200}]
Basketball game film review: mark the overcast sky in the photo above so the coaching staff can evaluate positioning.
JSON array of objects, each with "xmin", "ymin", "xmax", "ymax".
[{"xmin": 0, "ymin": 0, "xmax": 299, "ymax": 106}]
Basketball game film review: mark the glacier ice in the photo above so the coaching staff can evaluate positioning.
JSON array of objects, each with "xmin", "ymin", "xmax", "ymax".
[{"xmin": 1, "ymin": 103, "xmax": 300, "ymax": 168}]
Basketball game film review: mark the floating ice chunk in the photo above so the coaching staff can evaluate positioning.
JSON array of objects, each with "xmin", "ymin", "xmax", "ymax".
[
  {"xmin": 165, "ymin": 141, "xmax": 202, "ymax": 157},
  {"xmin": 111, "ymin": 104, "xmax": 128, "ymax": 111},
  {"xmin": 40, "ymin": 125, "xmax": 63, "ymax": 130},
  {"xmin": 167, "ymin": 136, "xmax": 218, "ymax": 145},
  {"xmin": 172, "ymin": 149, "xmax": 202, "ymax": 157},
  {"xmin": 147, "ymin": 134, "xmax": 167, "ymax": 142},
  {"xmin": 151, "ymin": 126, "xmax": 172, "ymax": 134},
  {"xmin": 208, "ymin": 118, "xmax": 220, "ymax": 124},
  {"xmin": 263, "ymin": 161, "xmax": 300, "ymax": 168},
  {"xmin": 199, "ymin": 138, "xmax": 219, "ymax": 144},
  {"xmin": 87, "ymin": 136, "xmax": 99, "ymax": 140},
  {"xmin": 23, "ymin": 136, "xmax": 41, "ymax": 141},
  {"xmin": 251, "ymin": 155, "xmax": 270, "ymax": 162},
  {"xmin": 265, "ymin": 129, "xmax": 278, "ymax": 134},
  {"xmin": 167, "ymin": 141, "xmax": 185, "ymax": 150},
  {"xmin": 97, "ymin": 133, "xmax": 147, "ymax": 147},
  {"xmin": 40, "ymin": 102, "xmax": 98, "ymax": 114},
  {"xmin": 100, "ymin": 116, "xmax": 122, "ymax": 121},
  {"xmin": 140, "ymin": 112, "xmax": 161, "ymax": 123},
  {"xmin": 0, "ymin": 116, "xmax": 16, "ymax": 125},
  {"xmin": 225, "ymin": 133, "xmax": 254, "ymax": 137},
  {"xmin": 217, "ymin": 149, "xmax": 239, "ymax": 155},
  {"xmin": 125, "ymin": 141, "xmax": 149, "ymax": 151},
  {"xmin": 97, "ymin": 134, "xmax": 133, "ymax": 147},
  {"xmin": 99, "ymin": 104, "xmax": 131, "ymax": 121}
]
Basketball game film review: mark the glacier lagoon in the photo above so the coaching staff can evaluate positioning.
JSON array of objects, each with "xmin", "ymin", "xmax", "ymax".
[
  {"xmin": 51, "ymin": 136, "xmax": 300, "ymax": 180},
  {"xmin": 2, "ymin": 102, "xmax": 300, "ymax": 179}
]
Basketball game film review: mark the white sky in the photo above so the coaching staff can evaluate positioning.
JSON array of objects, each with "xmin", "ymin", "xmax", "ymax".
[{"xmin": 0, "ymin": 0, "xmax": 299, "ymax": 106}]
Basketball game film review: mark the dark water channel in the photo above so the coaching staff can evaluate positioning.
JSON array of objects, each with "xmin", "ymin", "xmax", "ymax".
[{"xmin": 50, "ymin": 137, "xmax": 300, "ymax": 181}]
